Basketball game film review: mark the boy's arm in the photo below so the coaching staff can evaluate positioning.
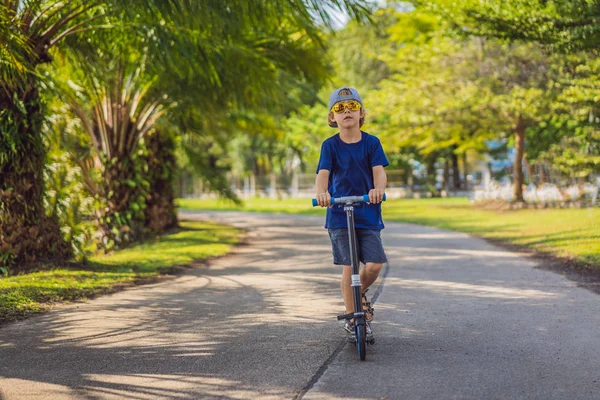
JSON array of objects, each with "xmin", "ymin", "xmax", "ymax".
[
  {"xmin": 315, "ymin": 169, "xmax": 331, "ymax": 207},
  {"xmin": 369, "ymin": 165, "xmax": 387, "ymax": 204}
]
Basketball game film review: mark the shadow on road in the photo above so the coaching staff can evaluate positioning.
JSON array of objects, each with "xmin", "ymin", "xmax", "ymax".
[{"xmin": 2, "ymin": 212, "xmax": 585, "ymax": 399}]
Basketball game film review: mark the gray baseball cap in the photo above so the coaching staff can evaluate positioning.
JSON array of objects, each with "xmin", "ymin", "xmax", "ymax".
[{"xmin": 328, "ymin": 86, "xmax": 363, "ymax": 110}]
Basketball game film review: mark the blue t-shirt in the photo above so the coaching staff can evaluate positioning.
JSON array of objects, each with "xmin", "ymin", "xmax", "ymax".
[{"xmin": 316, "ymin": 131, "xmax": 389, "ymax": 230}]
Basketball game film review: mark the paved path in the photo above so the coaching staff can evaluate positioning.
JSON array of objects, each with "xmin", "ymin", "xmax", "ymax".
[{"xmin": 0, "ymin": 211, "xmax": 599, "ymax": 399}]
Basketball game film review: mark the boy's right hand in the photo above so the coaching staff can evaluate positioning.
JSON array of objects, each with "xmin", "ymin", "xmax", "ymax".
[{"xmin": 316, "ymin": 192, "xmax": 331, "ymax": 207}]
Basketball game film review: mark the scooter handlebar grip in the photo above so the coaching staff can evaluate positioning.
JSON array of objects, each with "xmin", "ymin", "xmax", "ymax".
[
  {"xmin": 312, "ymin": 197, "xmax": 335, "ymax": 207},
  {"xmin": 362, "ymin": 193, "xmax": 387, "ymax": 202}
]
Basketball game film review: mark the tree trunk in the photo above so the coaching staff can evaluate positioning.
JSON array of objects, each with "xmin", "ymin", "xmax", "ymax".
[
  {"xmin": 0, "ymin": 83, "xmax": 70, "ymax": 271},
  {"xmin": 539, "ymin": 164, "xmax": 547, "ymax": 184},
  {"xmin": 144, "ymin": 130, "xmax": 178, "ymax": 233},
  {"xmin": 513, "ymin": 115, "xmax": 526, "ymax": 202},
  {"xmin": 97, "ymin": 154, "xmax": 146, "ymax": 249},
  {"xmin": 443, "ymin": 157, "xmax": 450, "ymax": 195},
  {"xmin": 451, "ymin": 149, "xmax": 461, "ymax": 190},
  {"xmin": 425, "ymin": 153, "xmax": 439, "ymax": 197},
  {"xmin": 523, "ymin": 154, "xmax": 533, "ymax": 185},
  {"xmin": 461, "ymin": 153, "xmax": 468, "ymax": 189},
  {"xmin": 426, "ymin": 156, "xmax": 436, "ymax": 186}
]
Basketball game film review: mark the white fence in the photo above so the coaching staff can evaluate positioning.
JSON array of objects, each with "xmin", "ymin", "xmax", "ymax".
[
  {"xmin": 181, "ymin": 170, "xmax": 476, "ymax": 200},
  {"xmin": 473, "ymin": 180, "xmax": 600, "ymax": 206},
  {"xmin": 228, "ymin": 172, "xmax": 416, "ymax": 199},
  {"xmin": 180, "ymin": 170, "xmax": 599, "ymax": 206}
]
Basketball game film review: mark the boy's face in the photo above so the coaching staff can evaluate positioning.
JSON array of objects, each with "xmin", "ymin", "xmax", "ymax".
[{"xmin": 329, "ymin": 100, "xmax": 364, "ymax": 129}]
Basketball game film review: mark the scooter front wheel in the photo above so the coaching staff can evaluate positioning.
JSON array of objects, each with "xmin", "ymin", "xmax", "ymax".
[{"xmin": 356, "ymin": 324, "xmax": 367, "ymax": 361}]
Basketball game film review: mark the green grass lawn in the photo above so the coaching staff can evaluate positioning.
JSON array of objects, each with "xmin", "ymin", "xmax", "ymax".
[
  {"xmin": 178, "ymin": 197, "xmax": 600, "ymax": 267},
  {"xmin": 0, "ymin": 220, "xmax": 243, "ymax": 324}
]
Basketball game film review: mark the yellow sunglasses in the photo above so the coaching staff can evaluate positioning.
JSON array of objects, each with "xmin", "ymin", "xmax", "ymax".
[{"xmin": 330, "ymin": 100, "xmax": 362, "ymax": 114}]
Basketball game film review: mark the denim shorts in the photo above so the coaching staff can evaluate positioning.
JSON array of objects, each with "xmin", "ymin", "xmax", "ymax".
[{"xmin": 328, "ymin": 228, "xmax": 387, "ymax": 266}]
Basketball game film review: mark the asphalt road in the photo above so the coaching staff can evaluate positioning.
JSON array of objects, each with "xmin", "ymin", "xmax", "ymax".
[{"xmin": 0, "ymin": 210, "xmax": 599, "ymax": 399}]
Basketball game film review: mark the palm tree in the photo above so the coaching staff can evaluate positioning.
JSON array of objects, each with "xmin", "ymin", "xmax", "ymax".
[
  {"xmin": 54, "ymin": 59, "xmax": 167, "ymax": 246},
  {"xmin": 0, "ymin": 2, "xmax": 99, "ymax": 266},
  {"xmin": 1, "ymin": 0, "xmax": 371, "ymax": 259},
  {"xmin": 1, "ymin": 0, "xmax": 372, "ymax": 267}
]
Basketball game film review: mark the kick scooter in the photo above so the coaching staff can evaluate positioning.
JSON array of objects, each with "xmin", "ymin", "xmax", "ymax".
[{"xmin": 312, "ymin": 193, "xmax": 386, "ymax": 361}]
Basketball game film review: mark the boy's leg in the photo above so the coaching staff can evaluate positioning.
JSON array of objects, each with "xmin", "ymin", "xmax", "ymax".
[
  {"xmin": 329, "ymin": 228, "xmax": 355, "ymax": 315},
  {"xmin": 360, "ymin": 262, "xmax": 383, "ymax": 292},
  {"xmin": 360, "ymin": 262, "xmax": 382, "ymax": 322},
  {"xmin": 342, "ymin": 263, "xmax": 381, "ymax": 315},
  {"xmin": 356, "ymin": 229, "xmax": 387, "ymax": 322},
  {"xmin": 341, "ymin": 266, "xmax": 358, "ymax": 337},
  {"xmin": 341, "ymin": 266, "xmax": 354, "ymax": 314},
  {"xmin": 357, "ymin": 228, "xmax": 386, "ymax": 293}
]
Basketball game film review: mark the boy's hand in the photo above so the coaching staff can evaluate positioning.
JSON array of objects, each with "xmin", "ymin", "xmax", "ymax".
[
  {"xmin": 368, "ymin": 189, "xmax": 385, "ymax": 204},
  {"xmin": 316, "ymin": 192, "xmax": 331, "ymax": 207}
]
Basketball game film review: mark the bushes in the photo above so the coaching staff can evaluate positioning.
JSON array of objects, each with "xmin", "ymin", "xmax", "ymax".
[
  {"xmin": 43, "ymin": 135, "xmax": 180, "ymax": 259},
  {"xmin": 1, "ymin": 131, "xmax": 181, "ymax": 275},
  {"xmin": 44, "ymin": 151, "xmax": 98, "ymax": 261}
]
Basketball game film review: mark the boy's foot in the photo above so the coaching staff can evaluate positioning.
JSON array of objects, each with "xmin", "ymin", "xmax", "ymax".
[
  {"xmin": 365, "ymin": 321, "xmax": 374, "ymax": 342},
  {"xmin": 344, "ymin": 319, "xmax": 355, "ymax": 335},
  {"xmin": 362, "ymin": 289, "xmax": 374, "ymax": 322},
  {"xmin": 344, "ymin": 319, "xmax": 355, "ymax": 342},
  {"xmin": 344, "ymin": 319, "xmax": 374, "ymax": 343}
]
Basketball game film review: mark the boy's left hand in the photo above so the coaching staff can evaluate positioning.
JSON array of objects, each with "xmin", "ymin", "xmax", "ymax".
[{"xmin": 368, "ymin": 189, "xmax": 385, "ymax": 204}]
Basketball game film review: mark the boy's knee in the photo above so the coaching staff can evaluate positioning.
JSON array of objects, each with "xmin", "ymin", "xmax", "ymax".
[{"xmin": 365, "ymin": 262, "xmax": 383, "ymax": 274}]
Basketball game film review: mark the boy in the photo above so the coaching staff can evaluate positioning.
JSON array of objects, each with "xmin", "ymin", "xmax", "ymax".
[{"xmin": 315, "ymin": 86, "xmax": 389, "ymax": 339}]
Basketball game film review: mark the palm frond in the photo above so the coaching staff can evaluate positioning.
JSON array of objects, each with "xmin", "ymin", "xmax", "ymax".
[{"xmin": 0, "ymin": 4, "xmax": 34, "ymax": 90}]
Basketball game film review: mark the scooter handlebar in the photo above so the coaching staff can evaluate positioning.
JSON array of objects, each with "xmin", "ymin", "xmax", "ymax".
[{"xmin": 312, "ymin": 193, "xmax": 386, "ymax": 207}]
